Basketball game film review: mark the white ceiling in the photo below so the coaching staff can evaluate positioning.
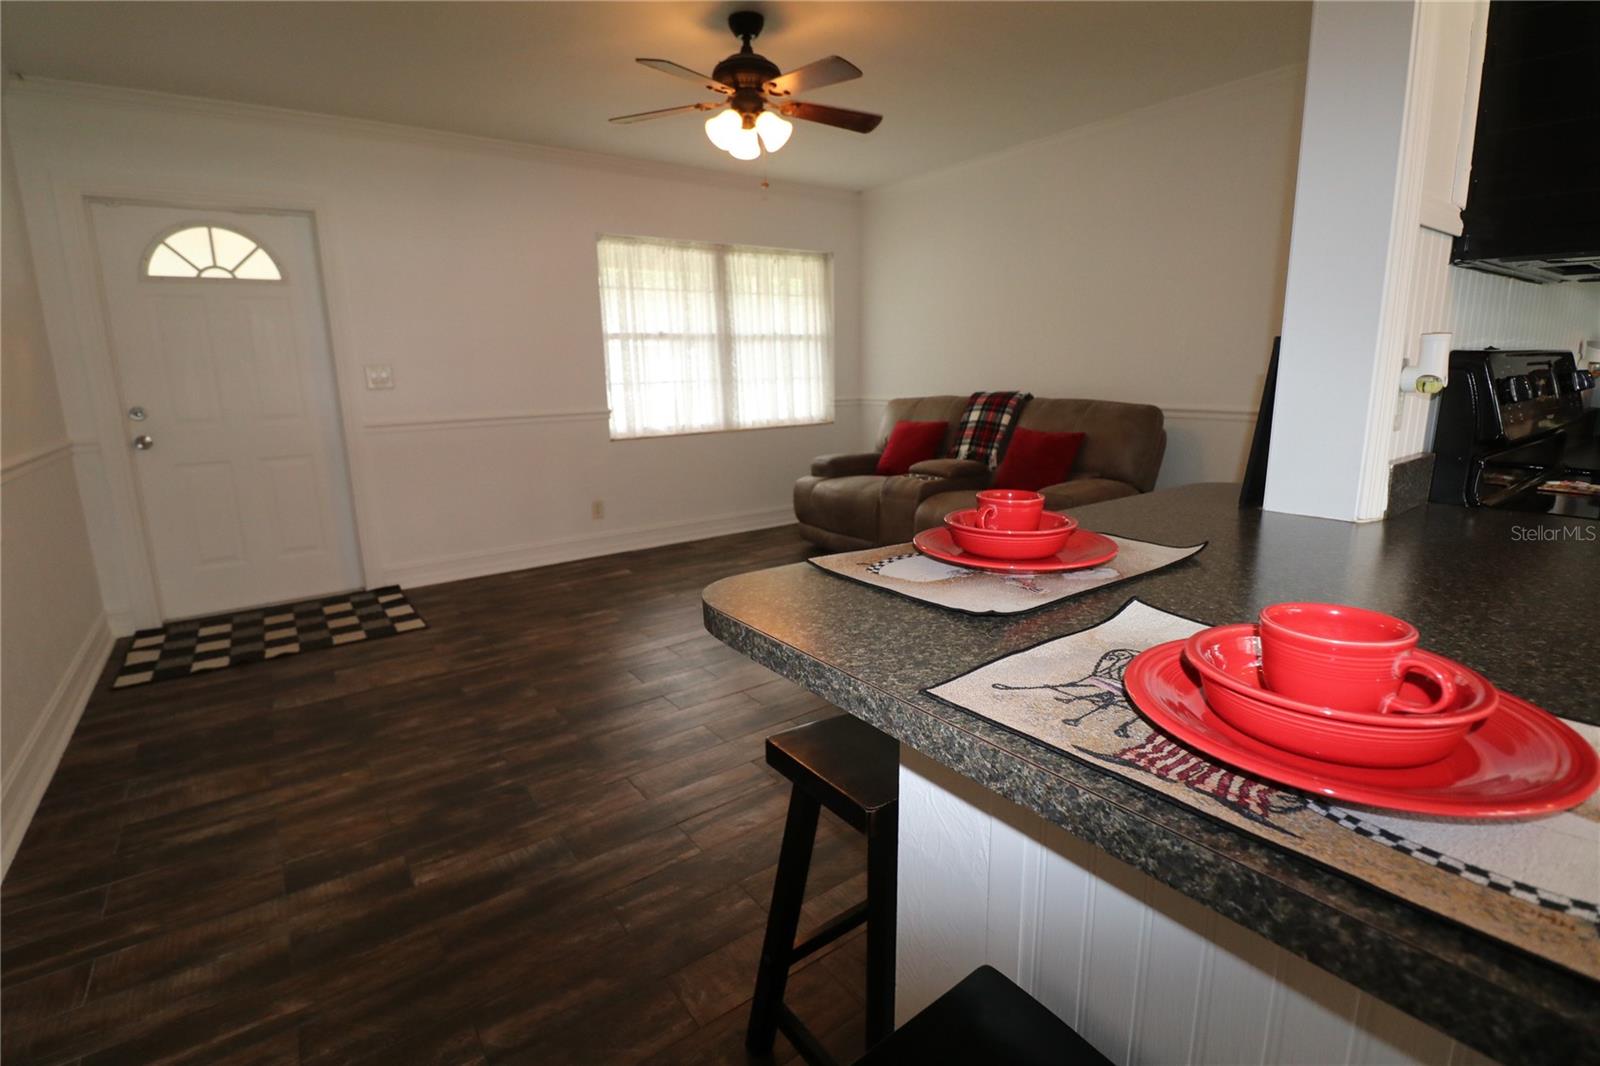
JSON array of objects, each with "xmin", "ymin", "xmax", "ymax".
[{"xmin": 1, "ymin": 2, "xmax": 1310, "ymax": 191}]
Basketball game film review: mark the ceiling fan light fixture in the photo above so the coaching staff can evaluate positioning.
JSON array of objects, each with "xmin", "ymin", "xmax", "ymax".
[
  {"xmin": 617, "ymin": 12, "xmax": 881, "ymax": 157},
  {"xmin": 727, "ymin": 125, "xmax": 762, "ymax": 161},
  {"xmin": 705, "ymin": 108, "xmax": 743, "ymax": 151},
  {"xmin": 755, "ymin": 110, "xmax": 793, "ymax": 153}
]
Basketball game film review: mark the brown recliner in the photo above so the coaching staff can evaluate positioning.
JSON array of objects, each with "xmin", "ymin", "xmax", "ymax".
[
  {"xmin": 795, "ymin": 395, "xmax": 1167, "ymax": 550},
  {"xmin": 794, "ymin": 396, "xmax": 982, "ymax": 552}
]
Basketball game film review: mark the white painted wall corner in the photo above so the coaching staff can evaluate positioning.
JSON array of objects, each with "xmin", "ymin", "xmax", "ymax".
[{"xmin": 1, "ymin": 616, "xmax": 112, "ymax": 878}]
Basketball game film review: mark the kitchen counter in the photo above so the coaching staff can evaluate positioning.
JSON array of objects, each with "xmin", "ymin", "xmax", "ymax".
[{"xmin": 702, "ymin": 483, "xmax": 1599, "ymax": 1064}]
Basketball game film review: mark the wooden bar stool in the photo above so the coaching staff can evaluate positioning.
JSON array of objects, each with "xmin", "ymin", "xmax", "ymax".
[
  {"xmin": 746, "ymin": 714, "xmax": 899, "ymax": 1064},
  {"xmin": 853, "ymin": 965, "xmax": 1112, "ymax": 1065}
]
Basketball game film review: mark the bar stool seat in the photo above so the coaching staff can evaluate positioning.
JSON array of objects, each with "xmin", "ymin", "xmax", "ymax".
[
  {"xmin": 853, "ymin": 965, "xmax": 1112, "ymax": 1066},
  {"xmin": 747, "ymin": 715, "xmax": 899, "ymax": 1065},
  {"xmin": 764, "ymin": 714, "xmax": 898, "ymax": 831}
]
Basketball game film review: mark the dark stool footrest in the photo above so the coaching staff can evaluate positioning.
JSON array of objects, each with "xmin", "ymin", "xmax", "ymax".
[
  {"xmin": 791, "ymin": 900, "xmax": 868, "ymax": 965},
  {"xmin": 853, "ymin": 965, "xmax": 1112, "ymax": 1066}
]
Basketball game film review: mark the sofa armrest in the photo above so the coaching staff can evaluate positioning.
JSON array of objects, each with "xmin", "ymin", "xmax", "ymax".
[
  {"xmin": 878, "ymin": 468, "xmax": 992, "ymax": 543},
  {"xmin": 810, "ymin": 452, "xmax": 882, "ymax": 478},
  {"xmin": 907, "ymin": 458, "xmax": 991, "ymax": 479},
  {"xmin": 1038, "ymin": 477, "xmax": 1141, "ymax": 510}
]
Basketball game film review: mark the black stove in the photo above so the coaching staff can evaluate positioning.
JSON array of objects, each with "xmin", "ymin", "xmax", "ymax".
[{"xmin": 1429, "ymin": 349, "xmax": 1599, "ymax": 518}]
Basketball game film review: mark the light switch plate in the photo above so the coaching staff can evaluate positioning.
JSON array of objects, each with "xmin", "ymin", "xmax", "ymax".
[{"xmin": 364, "ymin": 364, "xmax": 395, "ymax": 390}]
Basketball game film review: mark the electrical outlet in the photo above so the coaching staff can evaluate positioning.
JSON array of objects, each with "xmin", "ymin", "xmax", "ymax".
[
  {"xmin": 364, "ymin": 364, "xmax": 394, "ymax": 390},
  {"xmin": 591, "ymin": 499, "xmax": 605, "ymax": 520}
]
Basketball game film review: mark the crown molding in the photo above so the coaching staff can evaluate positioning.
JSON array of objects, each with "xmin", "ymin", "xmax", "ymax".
[{"xmin": 2, "ymin": 75, "xmax": 862, "ymax": 204}]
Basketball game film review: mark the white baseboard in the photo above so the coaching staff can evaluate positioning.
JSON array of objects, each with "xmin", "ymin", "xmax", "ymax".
[
  {"xmin": 388, "ymin": 506, "xmax": 797, "ymax": 589},
  {"xmin": 1, "ymin": 616, "xmax": 113, "ymax": 879}
]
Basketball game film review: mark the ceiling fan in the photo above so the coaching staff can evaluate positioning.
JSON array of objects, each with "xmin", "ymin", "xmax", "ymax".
[{"xmin": 610, "ymin": 10, "xmax": 882, "ymax": 161}]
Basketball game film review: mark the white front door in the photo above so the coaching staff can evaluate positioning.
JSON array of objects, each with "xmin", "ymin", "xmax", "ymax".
[{"xmin": 90, "ymin": 202, "xmax": 362, "ymax": 620}]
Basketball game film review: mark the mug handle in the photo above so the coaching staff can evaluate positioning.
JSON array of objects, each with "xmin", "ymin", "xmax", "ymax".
[
  {"xmin": 976, "ymin": 505, "xmax": 998, "ymax": 529},
  {"xmin": 1378, "ymin": 654, "xmax": 1458, "ymax": 715}
]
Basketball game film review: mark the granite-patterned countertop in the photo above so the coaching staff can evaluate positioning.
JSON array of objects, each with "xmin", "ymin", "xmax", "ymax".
[{"xmin": 703, "ymin": 482, "xmax": 1600, "ymax": 1065}]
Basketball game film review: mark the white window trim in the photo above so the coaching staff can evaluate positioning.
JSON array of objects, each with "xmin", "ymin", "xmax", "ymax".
[{"xmin": 597, "ymin": 233, "xmax": 835, "ymax": 441}]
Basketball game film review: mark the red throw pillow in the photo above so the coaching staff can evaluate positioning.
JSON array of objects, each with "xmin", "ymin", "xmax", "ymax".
[
  {"xmin": 876, "ymin": 420, "xmax": 949, "ymax": 475},
  {"xmin": 992, "ymin": 428, "xmax": 1086, "ymax": 491}
]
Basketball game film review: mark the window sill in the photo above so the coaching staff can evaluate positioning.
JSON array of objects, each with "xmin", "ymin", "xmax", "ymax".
[{"xmin": 610, "ymin": 417, "xmax": 836, "ymax": 442}]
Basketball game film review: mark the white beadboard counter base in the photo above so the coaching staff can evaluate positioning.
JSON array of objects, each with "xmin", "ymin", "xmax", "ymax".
[{"xmin": 897, "ymin": 749, "xmax": 1497, "ymax": 1066}]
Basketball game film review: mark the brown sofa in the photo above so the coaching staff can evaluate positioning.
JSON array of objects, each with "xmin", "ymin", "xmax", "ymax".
[{"xmin": 794, "ymin": 395, "xmax": 1166, "ymax": 551}]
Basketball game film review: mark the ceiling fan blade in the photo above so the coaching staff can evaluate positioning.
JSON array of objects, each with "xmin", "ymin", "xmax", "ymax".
[
  {"xmin": 636, "ymin": 58, "xmax": 733, "ymax": 94},
  {"xmin": 764, "ymin": 56, "xmax": 863, "ymax": 98},
  {"xmin": 779, "ymin": 101, "xmax": 883, "ymax": 134},
  {"xmin": 609, "ymin": 102, "xmax": 722, "ymax": 124}
]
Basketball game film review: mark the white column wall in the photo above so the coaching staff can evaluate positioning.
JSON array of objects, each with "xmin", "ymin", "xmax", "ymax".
[{"xmin": 1263, "ymin": 1, "xmax": 1418, "ymax": 521}]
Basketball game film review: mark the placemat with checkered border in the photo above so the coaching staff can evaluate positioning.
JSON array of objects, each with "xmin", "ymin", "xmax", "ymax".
[
  {"xmin": 922, "ymin": 599, "xmax": 1600, "ymax": 981},
  {"xmin": 112, "ymin": 586, "xmax": 426, "ymax": 689}
]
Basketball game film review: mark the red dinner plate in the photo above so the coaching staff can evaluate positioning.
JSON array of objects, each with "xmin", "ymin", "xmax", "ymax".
[
  {"xmin": 1122, "ymin": 640, "xmax": 1600, "ymax": 817},
  {"xmin": 912, "ymin": 527, "xmax": 1119, "ymax": 573}
]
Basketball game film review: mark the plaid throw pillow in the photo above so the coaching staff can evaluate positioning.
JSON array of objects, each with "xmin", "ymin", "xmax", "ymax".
[{"xmin": 949, "ymin": 391, "xmax": 1033, "ymax": 468}]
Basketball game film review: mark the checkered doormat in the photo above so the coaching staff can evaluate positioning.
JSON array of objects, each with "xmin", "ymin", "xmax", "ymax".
[{"xmin": 111, "ymin": 586, "xmax": 427, "ymax": 689}]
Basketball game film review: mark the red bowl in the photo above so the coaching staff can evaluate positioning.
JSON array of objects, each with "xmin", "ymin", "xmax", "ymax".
[
  {"xmin": 1182, "ymin": 625, "xmax": 1498, "ymax": 767},
  {"xmin": 943, "ymin": 510, "xmax": 1077, "ymax": 559}
]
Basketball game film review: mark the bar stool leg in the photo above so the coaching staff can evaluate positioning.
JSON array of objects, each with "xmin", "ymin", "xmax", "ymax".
[
  {"xmin": 746, "ymin": 784, "xmax": 821, "ymax": 1054},
  {"xmin": 864, "ymin": 802, "xmax": 898, "ymax": 1046}
]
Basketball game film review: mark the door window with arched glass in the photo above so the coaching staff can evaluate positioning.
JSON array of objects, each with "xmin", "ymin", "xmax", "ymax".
[{"xmin": 145, "ymin": 225, "xmax": 282, "ymax": 280}]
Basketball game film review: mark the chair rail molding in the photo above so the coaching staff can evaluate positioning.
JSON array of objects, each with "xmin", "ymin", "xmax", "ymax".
[
  {"xmin": 0, "ymin": 439, "xmax": 75, "ymax": 483},
  {"xmin": 1160, "ymin": 405, "xmax": 1258, "ymax": 423},
  {"xmin": 847, "ymin": 398, "xmax": 1255, "ymax": 422},
  {"xmin": 362, "ymin": 408, "xmax": 612, "ymax": 433}
]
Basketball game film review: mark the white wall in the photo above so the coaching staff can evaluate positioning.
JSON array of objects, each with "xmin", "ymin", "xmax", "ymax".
[
  {"xmin": 859, "ymin": 66, "xmax": 1306, "ymax": 489},
  {"xmin": 3, "ymin": 82, "xmax": 864, "ymax": 627},
  {"xmin": 1, "ymin": 127, "xmax": 111, "ymax": 877}
]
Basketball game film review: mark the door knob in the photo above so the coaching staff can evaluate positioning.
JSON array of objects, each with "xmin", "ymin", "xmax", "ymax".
[{"xmin": 132, "ymin": 434, "xmax": 155, "ymax": 451}]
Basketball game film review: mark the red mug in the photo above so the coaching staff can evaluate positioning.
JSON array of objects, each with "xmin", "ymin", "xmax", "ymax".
[
  {"xmin": 1257, "ymin": 603, "xmax": 1458, "ymax": 714},
  {"xmin": 974, "ymin": 489, "xmax": 1045, "ymax": 531}
]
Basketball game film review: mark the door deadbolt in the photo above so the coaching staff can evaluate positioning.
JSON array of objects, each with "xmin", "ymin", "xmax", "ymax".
[
  {"xmin": 132, "ymin": 434, "xmax": 155, "ymax": 451},
  {"xmin": 128, "ymin": 406, "xmax": 147, "ymax": 421}
]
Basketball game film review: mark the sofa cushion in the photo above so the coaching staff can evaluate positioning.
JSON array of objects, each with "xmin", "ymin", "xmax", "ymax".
[
  {"xmin": 802, "ymin": 475, "xmax": 885, "ymax": 545},
  {"xmin": 1015, "ymin": 398, "xmax": 1166, "ymax": 492},
  {"xmin": 907, "ymin": 458, "xmax": 991, "ymax": 480},
  {"xmin": 993, "ymin": 428, "xmax": 1086, "ymax": 491},
  {"xmin": 876, "ymin": 420, "xmax": 948, "ymax": 475},
  {"xmin": 874, "ymin": 397, "xmax": 970, "ymax": 454},
  {"xmin": 948, "ymin": 391, "xmax": 1032, "ymax": 468},
  {"xmin": 811, "ymin": 452, "xmax": 882, "ymax": 478}
]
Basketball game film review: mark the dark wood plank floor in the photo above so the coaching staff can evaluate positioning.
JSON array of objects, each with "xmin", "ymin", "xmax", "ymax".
[{"xmin": 2, "ymin": 526, "xmax": 876, "ymax": 1065}]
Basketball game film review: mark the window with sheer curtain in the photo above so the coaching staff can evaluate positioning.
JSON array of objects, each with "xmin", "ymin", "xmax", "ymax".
[{"xmin": 597, "ymin": 235, "xmax": 834, "ymax": 439}]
